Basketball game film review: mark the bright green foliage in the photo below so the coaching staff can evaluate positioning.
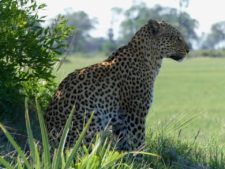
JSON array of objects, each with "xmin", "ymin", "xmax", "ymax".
[{"xmin": 0, "ymin": 0, "xmax": 72, "ymax": 114}]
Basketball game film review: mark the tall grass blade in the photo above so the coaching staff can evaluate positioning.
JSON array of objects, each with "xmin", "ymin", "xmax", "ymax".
[
  {"xmin": 53, "ymin": 106, "xmax": 75, "ymax": 169},
  {"xmin": 64, "ymin": 112, "xmax": 94, "ymax": 169},
  {"xmin": 163, "ymin": 112, "xmax": 197, "ymax": 134},
  {"xmin": 34, "ymin": 144, "xmax": 41, "ymax": 168},
  {"xmin": 0, "ymin": 124, "xmax": 31, "ymax": 169},
  {"xmin": 102, "ymin": 152, "xmax": 127, "ymax": 168},
  {"xmin": 24, "ymin": 98, "xmax": 36, "ymax": 165},
  {"xmin": 0, "ymin": 156, "xmax": 14, "ymax": 169},
  {"xmin": 17, "ymin": 157, "xmax": 23, "ymax": 169},
  {"xmin": 115, "ymin": 162, "xmax": 132, "ymax": 169},
  {"xmin": 61, "ymin": 151, "xmax": 66, "ymax": 168},
  {"xmin": 51, "ymin": 149, "xmax": 58, "ymax": 168},
  {"xmin": 130, "ymin": 151, "xmax": 160, "ymax": 157},
  {"xmin": 35, "ymin": 97, "xmax": 51, "ymax": 169},
  {"xmin": 174, "ymin": 115, "xmax": 197, "ymax": 131}
]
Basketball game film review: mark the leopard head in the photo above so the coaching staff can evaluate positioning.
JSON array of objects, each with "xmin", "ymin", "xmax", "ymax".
[{"xmin": 148, "ymin": 19, "xmax": 189, "ymax": 61}]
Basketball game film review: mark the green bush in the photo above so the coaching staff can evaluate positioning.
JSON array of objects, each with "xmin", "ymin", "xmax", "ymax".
[{"xmin": 0, "ymin": 0, "xmax": 72, "ymax": 115}]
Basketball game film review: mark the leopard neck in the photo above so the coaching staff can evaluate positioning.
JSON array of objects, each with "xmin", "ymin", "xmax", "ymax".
[{"xmin": 127, "ymin": 30, "xmax": 163, "ymax": 78}]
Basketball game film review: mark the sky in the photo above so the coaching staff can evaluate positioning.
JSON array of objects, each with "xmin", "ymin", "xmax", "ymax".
[{"xmin": 37, "ymin": 0, "xmax": 225, "ymax": 38}]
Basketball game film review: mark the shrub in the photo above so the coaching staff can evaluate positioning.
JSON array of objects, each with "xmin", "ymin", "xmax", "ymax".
[{"xmin": 0, "ymin": 0, "xmax": 72, "ymax": 115}]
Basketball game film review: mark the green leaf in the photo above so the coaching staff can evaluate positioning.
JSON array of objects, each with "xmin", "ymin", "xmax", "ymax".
[
  {"xmin": 25, "ymin": 98, "xmax": 36, "ymax": 165},
  {"xmin": 34, "ymin": 144, "xmax": 41, "ymax": 168},
  {"xmin": 35, "ymin": 97, "xmax": 51, "ymax": 169},
  {"xmin": 38, "ymin": 3, "xmax": 47, "ymax": 9},
  {"xmin": 130, "ymin": 151, "xmax": 160, "ymax": 158},
  {"xmin": 17, "ymin": 157, "xmax": 24, "ymax": 169}
]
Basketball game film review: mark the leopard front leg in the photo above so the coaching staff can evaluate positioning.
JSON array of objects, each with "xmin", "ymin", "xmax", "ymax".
[
  {"xmin": 112, "ymin": 116, "xmax": 130, "ymax": 151},
  {"xmin": 127, "ymin": 116, "xmax": 146, "ymax": 150},
  {"xmin": 112, "ymin": 112, "xmax": 146, "ymax": 151}
]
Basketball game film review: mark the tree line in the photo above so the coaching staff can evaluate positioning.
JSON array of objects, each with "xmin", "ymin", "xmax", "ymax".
[{"xmin": 56, "ymin": 2, "xmax": 225, "ymax": 54}]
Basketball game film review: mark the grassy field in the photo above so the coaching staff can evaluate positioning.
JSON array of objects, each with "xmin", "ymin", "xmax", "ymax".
[
  {"xmin": 55, "ymin": 54, "xmax": 225, "ymax": 145},
  {"xmin": 150, "ymin": 57, "xmax": 225, "ymax": 144},
  {"xmin": 1, "ymin": 54, "xmax": 225, "ymax": 168}
]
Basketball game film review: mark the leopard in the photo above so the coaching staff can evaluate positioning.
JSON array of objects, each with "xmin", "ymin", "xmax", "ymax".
[{"xmin": 44, "ymin": 19, "xmax": 189, "ymax": 151}]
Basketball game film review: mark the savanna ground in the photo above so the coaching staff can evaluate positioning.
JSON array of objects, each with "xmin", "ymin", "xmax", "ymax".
[{"xmin": 55, "ymin": 54, "xmax": 225, "ymax": 145}]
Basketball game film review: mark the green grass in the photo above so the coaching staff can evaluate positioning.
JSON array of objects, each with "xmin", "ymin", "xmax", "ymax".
[
  {"xmin": 1, "ymin": 98, "xmax": 224, "ymax": 168},
  {"xmin": 2, "ymin": 54, "xmax": 223, "ymax": 168},
  {"xmin": 149, "ymin": 57, "xmax": 225, "ymax": 144},
  {"xmin": 54, "ymin": 53, "xmax": 106, "ymax": 82},
  {"xmin": 1, "ymin": 98, "xmax": 161, "ymax": 169},
  {"xmin": 55, "ymin": 54, "xmax": 225, "ymax": 146},
  {"xmin": 0, "ymin": 99, "xmax": 131, "ymax": 169}
]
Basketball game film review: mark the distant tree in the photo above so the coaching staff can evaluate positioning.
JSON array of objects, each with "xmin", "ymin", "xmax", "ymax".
[
  {"xmin": 179, "ymin": 0, "xmax": 189, "ymax": 10},
  {"xmin": 85, "ymin": 37, "xmax": 106, "ymax": 53},
  {"xmin": 201, "ymin": 21, "xmax": 225, "ymax": 49},
  {"xmin": 177, "ymin": 12, "xmax": 199, "ymax": 48},
  {"xmin": 103, "ymin": 28, "xmax": 117, "ymax": 54},
  {"xmin": 117, "ymin": 3, "xmax": 198, "ymax": 49},
  {"xmin": 60, "ymin": 11, "xmax": 97, "ymax": 53},
  {"xmin": 101, "ymin": 7, "xmax": 124, "ymax": 54}
]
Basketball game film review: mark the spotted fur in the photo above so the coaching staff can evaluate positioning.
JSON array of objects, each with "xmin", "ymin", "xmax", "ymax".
[{"xmin": 45, "ymin": 19, "xmax": 189, "ymax": 151}]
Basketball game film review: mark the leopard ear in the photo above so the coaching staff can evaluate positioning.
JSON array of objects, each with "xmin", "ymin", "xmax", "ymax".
[{"xmin": 148, "ymin": 19, "xmax": 160, "ymax": 35}]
